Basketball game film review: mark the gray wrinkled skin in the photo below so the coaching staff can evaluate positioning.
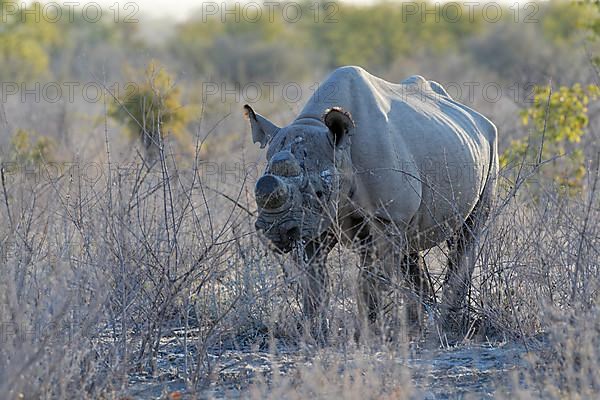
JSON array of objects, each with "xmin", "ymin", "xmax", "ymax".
[
  {"xmin": 246, "ymin": 66, "xmax": 498, "ymax": 340},
  {"xmin": 253, "ymin": 122, "xmax": 351, "ymax": 252}
]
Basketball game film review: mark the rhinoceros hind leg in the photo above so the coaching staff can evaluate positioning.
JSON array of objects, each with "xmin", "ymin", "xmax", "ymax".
[{"xmin": 442, "ymin": 189, "xmax": 492, "ymax": 338}]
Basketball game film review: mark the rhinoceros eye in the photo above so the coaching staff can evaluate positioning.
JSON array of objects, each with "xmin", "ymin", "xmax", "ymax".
[{"xmin": 310, "ymin": 177, "xmax": 330, "ymax": 201}]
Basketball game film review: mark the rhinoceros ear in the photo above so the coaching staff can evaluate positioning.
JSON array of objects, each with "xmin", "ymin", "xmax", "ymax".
[
  {"xmin": 323, "ymin": 107, "xmax": 354, "ymax": 148},
  {"xmin": 244, "ymin": 104, "xmax": 280, "ymax": 149}
]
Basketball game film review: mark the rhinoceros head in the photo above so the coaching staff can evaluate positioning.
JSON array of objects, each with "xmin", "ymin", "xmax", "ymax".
[{"xmin": 245, "ymin": 104, "xmax": 354, "ymax": 252}]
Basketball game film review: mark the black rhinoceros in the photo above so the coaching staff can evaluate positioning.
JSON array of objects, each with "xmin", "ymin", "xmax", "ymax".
[{"xmin": 246, "ymin": 66, "xmax": 497, "ymax": 338}]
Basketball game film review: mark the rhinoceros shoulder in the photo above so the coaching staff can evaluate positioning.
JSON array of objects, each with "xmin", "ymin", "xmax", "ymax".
[
  {"xmin": 325, "ymin": 66, "xmax": 376, "ymax": 91},
  {"xmin": 329, "ymin": 65, "xmax": 369, "ymax": 78}
]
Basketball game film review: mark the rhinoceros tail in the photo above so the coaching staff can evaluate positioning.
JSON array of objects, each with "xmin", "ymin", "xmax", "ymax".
[{"xmin": 481, "ymin": 121, "xmax": 499, "ymax": 210}]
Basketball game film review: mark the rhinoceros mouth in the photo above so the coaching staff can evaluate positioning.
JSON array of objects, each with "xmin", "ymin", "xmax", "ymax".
[
  {"xmin": 271, "ymin": 239, "xmax": 295, "ymax": 254},
  {"xmin": 255, "ymin": 214, "xmax": 303, "ymax": 253}
]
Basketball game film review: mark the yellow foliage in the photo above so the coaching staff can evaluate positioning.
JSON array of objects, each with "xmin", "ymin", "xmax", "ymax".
[
  {"xmin": 0, "ymin": 1, "xmax": 62, "ymax": 81},
  {"xmin": 109, "ymin": 61, "xmax": 197, "ymax": 158},
  {"xmin": 503, "ymin": 83, "xmax": 599, "ymax": 194},
  {"xmin": 10, "ymin": 129, "xmax": 55, "ymax": 164}
]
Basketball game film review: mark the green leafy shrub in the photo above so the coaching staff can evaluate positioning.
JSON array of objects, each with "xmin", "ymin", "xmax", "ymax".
[
  {"xmin": 502, "ymin": 84, "xmax": 600, "ymax": 194},
  {"xmin": 0, "ymin": 1, "xmax": 62, "ymax": 82},
  {"xmin": 9, "ymin": 129, "xmax": 55, "ymax": 164},
  {"xmin": 109, "ymin": 61, "xmax": 195, "ymax": 161}
]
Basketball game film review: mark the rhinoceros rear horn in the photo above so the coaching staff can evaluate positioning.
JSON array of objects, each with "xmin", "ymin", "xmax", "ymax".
[
  {"xmin": 323, "ymin": 107, "xmax": 354, "ymax": 147},
  {"xmin": 255, "ymin": 175, "xmax": 289, "ymax": 210}
]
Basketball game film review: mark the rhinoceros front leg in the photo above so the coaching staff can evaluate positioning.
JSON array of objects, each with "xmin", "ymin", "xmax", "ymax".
[
  {"xmin": 357, "ymin": 243, "xmax": 432, "ymax": 337},
  {"xmin": 357, "ymin": 242, "xmax": 381, "ymax": 326},
  {"xmin": 299, "ymin": 236, "xmax": 336, "ymax": 339},
  {"xmin": 356, "ymin": 236, "xmax": 411, "ymax": 336},
  {"xmin": 403, "ymin": 252, "xmax": 434, "ymax": 329}
]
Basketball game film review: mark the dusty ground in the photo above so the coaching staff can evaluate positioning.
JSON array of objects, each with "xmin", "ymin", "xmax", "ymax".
[{"xmin": 125, "ymin": 332, "xmax": 530, "ymax": 399}]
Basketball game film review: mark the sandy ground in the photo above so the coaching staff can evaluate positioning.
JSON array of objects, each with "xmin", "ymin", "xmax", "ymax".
[{"xmin": 125, "ymin": 333, "xmax": 530, "ymax": 399}]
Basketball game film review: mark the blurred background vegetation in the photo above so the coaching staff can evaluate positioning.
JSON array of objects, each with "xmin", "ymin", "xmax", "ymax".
[{"xmin": 1, "ymin": 0, "xmax": 600, "ymax": 193}]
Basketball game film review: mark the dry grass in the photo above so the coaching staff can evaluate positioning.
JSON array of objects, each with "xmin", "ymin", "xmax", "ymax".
[{"xmin": 0, "ymin": 119, "xmax": 599, "ymax": 399}]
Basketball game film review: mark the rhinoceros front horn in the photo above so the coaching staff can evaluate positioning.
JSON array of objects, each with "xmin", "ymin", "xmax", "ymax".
[{"xmin": 255, "ymin": 175, "xmax": 289, "ymax": 210}]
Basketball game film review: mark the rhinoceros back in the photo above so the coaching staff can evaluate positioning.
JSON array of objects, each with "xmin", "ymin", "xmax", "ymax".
[{"xmin": 297, "ymin": 66, "xmax": 497, "ymax": 249}]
